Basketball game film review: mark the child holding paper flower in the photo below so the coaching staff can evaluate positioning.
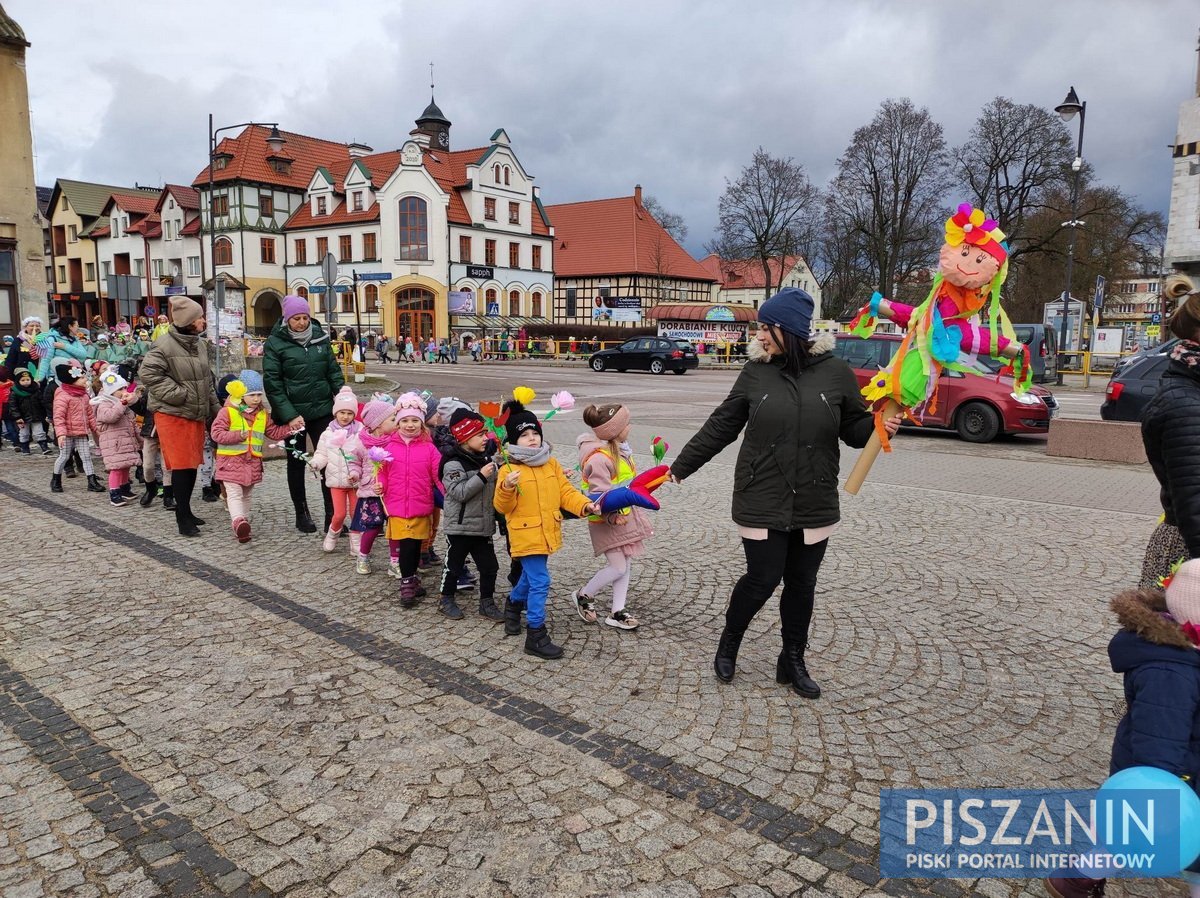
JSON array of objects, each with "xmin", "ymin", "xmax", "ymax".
[
  {"xmin": 348, "ymin": 399, "xmax": 397, "ymax": 573},
  {"xmin": 310, "ymin": 386, "xmax": 363, "ymax": 552},
  {"xmin": 493, "ymin": 398, "xmax": 598, "ymax": 659}
]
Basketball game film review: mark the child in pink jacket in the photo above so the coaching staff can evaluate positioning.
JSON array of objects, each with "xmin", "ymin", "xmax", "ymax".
[
  {"xmin": 309, "ymin": 386, "xmax": 363, "ymax": 553},
  {"xmin": 91, "ymin": 368, "xmax": 143, "ymax": 508},
  {"xmin": 380, "ymin": 392, "xmax": 442, "ymax": 606},
  {"xmin": 50, "ymin": 362, "xmax": 100, "ymax": 495},
  {"xmin": 210, "ymin": 369, "xmax": 294, "ymax": 543},
  {"xmin": 347, "ymin": 399, "xmax": 398, "ymax": 575}
]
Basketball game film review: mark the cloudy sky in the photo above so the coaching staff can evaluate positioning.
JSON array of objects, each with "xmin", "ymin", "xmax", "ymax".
[{"xmin": 9, "ymin": 0, "xmax": 1197, "ymax": 256}]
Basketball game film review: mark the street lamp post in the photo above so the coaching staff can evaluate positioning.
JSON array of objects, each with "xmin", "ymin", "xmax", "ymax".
[
  {"xmin": 207, "ymin": 115, "xmax": 285, "ymax": 375},
  {"xmin": 1054, "ymin": 86, "xmax": 1086, "ymax": 385}
]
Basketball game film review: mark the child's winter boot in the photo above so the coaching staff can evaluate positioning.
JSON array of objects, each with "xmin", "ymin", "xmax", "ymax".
[
  {"xmin": 399, "ymin": 575, "xmax": 421, "ymax": 608},
  {"xmin": 322, "ymin": 527, "xmax": 338, "ymax": 552},
  {"xmin": 503, "ymin": 599, "xmax": 522, "ymax": 636},
  {"xmin": 478, "ymin": 596, "xmax": 505, "ymax": 622},
  {"xmin": 524, "ymin": 625, "xmax": 563, "ymax": 660},
  {"xmin": 86, "ymin": 474, "xmax": 105, "ymax": 492},
  {"xmin": 438, "ymin": 595, "xmax": 464, "ymax": 619}
]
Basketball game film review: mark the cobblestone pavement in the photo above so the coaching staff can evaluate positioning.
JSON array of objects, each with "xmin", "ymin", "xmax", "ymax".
[{"xmin": 0, "ymin": 371, "xmax": 1183, "ymax": 897}]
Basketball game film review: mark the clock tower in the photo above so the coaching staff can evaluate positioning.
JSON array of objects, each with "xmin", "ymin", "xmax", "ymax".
[{"xmin": 414, "ymin": 96, "xmax": 451, "ymax": 151}]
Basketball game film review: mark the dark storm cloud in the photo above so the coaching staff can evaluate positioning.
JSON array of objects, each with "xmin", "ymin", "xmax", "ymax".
[{"xmin": 11, "ymin": 0, "xmax": 1196, "ymax": 254}]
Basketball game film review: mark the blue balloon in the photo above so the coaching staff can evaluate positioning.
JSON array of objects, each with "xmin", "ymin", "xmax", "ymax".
[{"xmin": 1097, "ymin": 766, "xmax": 1200, "ymax": 873}]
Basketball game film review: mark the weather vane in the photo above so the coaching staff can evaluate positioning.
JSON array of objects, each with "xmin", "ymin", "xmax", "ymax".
[{"xmin": 429, "ymin": 61, "xmax": 435, "ymax": 95}]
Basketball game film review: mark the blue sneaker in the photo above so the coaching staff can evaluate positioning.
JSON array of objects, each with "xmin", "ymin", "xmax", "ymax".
[{"xmin": 456, "ymin": 573, "xmax": 476, "ymax": 592}]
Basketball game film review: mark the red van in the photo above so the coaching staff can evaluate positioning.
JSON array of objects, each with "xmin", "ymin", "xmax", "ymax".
[{"xmin": 834, "ymin": 334, "xmax": 1058, "ymax": 442}]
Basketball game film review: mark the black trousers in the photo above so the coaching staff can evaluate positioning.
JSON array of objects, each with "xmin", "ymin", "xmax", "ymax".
[
  {"xmin": 440, "ymin": 534, "xmax": 499, "ymax": 599},
  {"xmin": 171, "ymin": 467, "xmax": 197, "ymax": 529},
  {"xmin": 285, "ymin": 414, "xmax": 333, "ymax": 526},
  {"xmin": 726, "ymin": 530, "xmax": 829, "ymax": 643}
]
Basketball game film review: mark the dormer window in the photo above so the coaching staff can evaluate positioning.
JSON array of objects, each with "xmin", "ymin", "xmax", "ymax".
[
  {"xmin": 213, "ymin": 153, "xmax": 232, "ymax": 171},
  {"xmin": 168, "ymin": 199, "xmax": 175, "ymax": 210},
  {"xmin": 353, "ymin": 191, "xmax": 363, "ymax": 212},
  {"xmin": 317, "ymin": 196, "xmax": 327, "ymax": 215},
  {"xmin": 271, "ymin": 159, "xmax": 292, "ymax": 175}
]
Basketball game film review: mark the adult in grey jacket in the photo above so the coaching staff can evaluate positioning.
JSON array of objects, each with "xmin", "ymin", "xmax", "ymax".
[
  {"xmin": 437, "ymin": 409, "xmax": 504, "ymax": 623},
  {"xmin": 670, "ymin": 288, "xmax": 901, "ymax": 698}
]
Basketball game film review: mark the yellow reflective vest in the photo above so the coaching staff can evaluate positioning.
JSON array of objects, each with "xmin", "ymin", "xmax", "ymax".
[
  {"xmin": 580, "ymin": 447, "xmax": 635, "ymax": 522},
  {"xmin": 216, "ymin": 406, "xmax": 266, "ymax": 458}
]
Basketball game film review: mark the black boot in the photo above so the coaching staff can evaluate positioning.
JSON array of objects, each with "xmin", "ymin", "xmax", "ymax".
[
  {"xmin": 120, "ymin": 482, "xmax": 135, "ymax": 499},
  {"xmin": 161, "ymin": 485, "xmax": 176, "ymax": 510},
  {"xmin": 438, "ymin": 596, "xmax": 464, "ymax": 620},
  {"xmin": 201, "ymin": 484, "xmax": 219, "ymax": 502},
  {"xmin": 503, "ymin": 599, "xmax": 521, "ymax": 637},
  {"xmin": 176, "ymin": 510, "xmax": 201, "ymax": 537},
  {"xmin": 21, "ymin": 441, "xmax": 32, "ymax": 455},
  {"xmin": 135, "ymin": 464, "xmax": 144, "ymax": 483},
  {"xmin": 478, "ymin": 596, "xmax": 505, "ymax": 623},
  {"xmin": 50, "ymin": 473, "xmax": 62, "ymax": 493},
  {"xmin": 139, "ymin": 481, "xmax": 159, "ymax": 507},
  {"xmin": 109, "ymin": 488, "xmax": 129, "ymax": 507},
  {"xmin": 86, "ymin": 474, "xmax": 105, "ymax": 493},
  {"xmin": 524, "ymin": 624, "xmax": 563, "ymax": 659},
  {"xmin": 295, "ymin": 506, "xmax": 317, "ymax": 533},
  {"xmin": 38, "ymin": 440, "xmax": 52, "ymax": 456},
  {"xmin": 776, "ymin": 640, "xmax": 821, "ymax": 699},
  {"xmin": 63, "ymin": 458, "xmax": 77, "ymax": 478},
  {"xmin": 713, "ymin": 627, "xmax": 745, "ymax": 684}
]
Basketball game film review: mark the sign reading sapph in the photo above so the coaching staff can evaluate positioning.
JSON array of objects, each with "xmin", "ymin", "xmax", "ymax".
[
  {"xmin": 466, "ymin": 266, "xmax": 494, "ymax": 280},
  {"xmin": 592, "ymin": 295, "xmax": 642, "ymax": 323}
]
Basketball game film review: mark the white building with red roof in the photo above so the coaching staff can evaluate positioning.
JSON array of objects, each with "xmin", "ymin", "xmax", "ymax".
[{"xmin": 698, "ymin": 253, "xmax": 823, "ymax": 315}]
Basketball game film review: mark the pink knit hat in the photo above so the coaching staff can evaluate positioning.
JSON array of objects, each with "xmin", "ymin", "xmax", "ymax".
[
  {"xmin": 281, "ymin": 294, "xmax": 310, "ymax": 321},
  {"xmin": 360, "ymin": 399, "xmax": 396, "ymax": 432},
  {"xmin": 1166, "ymin": 559, "xmax": 1200, "ymax": 627},
  {"xmin": 394, "ymin": 391, "xmax": 427, "ymax": 421},
  {"xmin": 332, "ymin": 386, "xmax": 358, "ymax": 415}
]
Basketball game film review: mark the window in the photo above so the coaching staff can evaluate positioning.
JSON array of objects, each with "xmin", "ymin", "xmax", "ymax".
[
  {"xmin": 484, "ymin": 239, "xmax": 496, "ymax": 266},
  {"xmin": 122, "ymin": 216, "xmax": 129, "ymax": 231},
  {"xmin": 45, "ymin": 266, "xmax": 52, "ymax": 284},
  {"xmin": 363, "ymin": 233, "xmax": 377, "ymax": 261},
  {"xmin": 316, "ymin": 237, "xmax": 328, "ymax": 258},
  {"xmin": 259, "ymin": 191, "xmax": 273, "ymax": 216},
  {"xmin": 352, "ymin": 191, "xmax": 363, "ymax": 212},
  {"xmin": 153, "ymin": 259, "xmax": 163, "ymax": 277},
  {"xmin": 494, "ymin": 164, "xmax": 501, "ymax": 183},
  {"xmin": 187, "ymin": 256, "xmax": 200, "ymax": 276},
  {"xmin": 213, "ymin": 237, "xmax": 233, "ymax": 267},
  {"xmin": 599, "ymin": 286, "xmax": 611, "ymax": 299},
  {"xmin": 508, "ymin": 202, "xmax": 519, "ymax": 225},
  {"xmin": 339, "ymin": 235, "xmax": 352, "ymax": 262},
  {"xmin": 85, "ymin": 262, "xmax": 95, "ymax": 281},
  {"xmin": 484, "ymin": 198, "xmax": 496, "ymax": 221},
  {"xmin": 486, "ymin": 288, "xmax": 497, "ymax": 311},
  {"xmin": 111, "ymin": 218, "xmax": 120, "ymax": 237},
  {"xmin": 294, "ymin": 239, "xmax": 307, "ymax": 265},
  {"xmin": 341, "ymin": 292, "xmax": 354, "ymax": 313},
  {"xmin": 504, "ymin": 166, "xmax": 511, "ymax": 186},
  {"xmin": 509, "ymin": 290, "xmax": 520, "ymax": 316},
  {"xmin": 260, "ymin": 238, "xmax": 276, "ymax": 264},
  {"xmin": 531, "ymin": 292, "xmax": 542, "ymax": 318},
  {"xmin": 68, "ymin": 225, "xmax": 77, "ymax": 242},
  {"xmin": 134, "ymin": 259, "xmax": 144, "ymax": 276},
  {"xmin": 459, "ymin": 235, "xmax": 471, "ymax": 263},
  {"xmin": 397, "ymin": 196, "xmax": 428, "ymax": 260},
  {"xmin": 101, "ymin": 261, "xmax": 111, "ymax": 278},
  {"xmin": 296, "ymin": 286, "xmax": 308, "ymax": 299},
  {"xmin": 566, "ymin": 287, "xmax": 577, "ymax": 317},
  {"xmin": 317, "ymin": 196, "xmax": 327, "ymax": 215},
  {"xmin": 365, "ymin": 284, "xmax": 378, "ymax": 313},
  {"xmin": 168, "ymin": 199, "xmax": 175, "ymax": 210},
  {"xmin": 58, "ymin": 265, "xmax": 66, "ymax": 283},
  {"xmin": 212, "ymin": 194, "xmax": 229, "ymax": 216},
  {"xmin": 509, "ymin": 242, "xmax": 520, "ymax": 268},
  {"xmin": 532, "ymin": 245, "xmax": 542, "ymax": 270}
]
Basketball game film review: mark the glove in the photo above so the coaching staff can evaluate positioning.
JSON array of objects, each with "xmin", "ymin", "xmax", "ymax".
[{"xmin": 592, "ymin": 465, "xmax": 670, "ymax": 513}]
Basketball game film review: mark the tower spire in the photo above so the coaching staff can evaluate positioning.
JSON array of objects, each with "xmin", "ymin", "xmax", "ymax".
[{"xmin": 430, "ymin": 61, "xmax": 435, "ymax": 100}]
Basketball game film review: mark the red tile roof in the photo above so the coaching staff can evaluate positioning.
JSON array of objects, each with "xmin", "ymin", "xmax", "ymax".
[
  {"xmin": 108, "ymin": 191, "xmax": 160, "ymax": 217},
  {"xmin": 192, "ymin": 126, "xmax": 352, "ymax": 191},
  {"xmin": 285, "ymin": 199, "xmax": 381, "ymax": 230},
  {"xmin": 700, "ymin": 253, "xmax": 806, "ymax": 290},
  {"xmin": 157, "ymin": 184, "xmax": 201, "ymax": 212},
  {"xmin": 545, "ymin": 195, "xmax": 714, "ymax": 280},
  {"xmin": 127, "ymin": 213, "xmax": 161, "ymax": 236},
  {"xmin": 180, "ymin": 217, "xmax": 202, "ymax": 236},
  {"xmin": 423, "ymin": 146, "xmax": 489, "ymax": 226}
]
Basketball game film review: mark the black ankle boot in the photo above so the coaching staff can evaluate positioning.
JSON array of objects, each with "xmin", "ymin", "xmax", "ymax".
[
  {"xmin": 713, "ymin": 627, "xmax": 745, "ymax": 683},
  {"xmin": 478, "ymin": 597, "xmax": 505, "ymax": 622},
  {"xmin": 776, "ymin": 639, "xmax": 821, "ymax": 699},
  {"xmin": 524, "ymin": 624, "xmax": 563, "ymax": 659},
  {"xmin": 50, "ymin": 473, "xmax": 62, "ymax": 493},
  {"xmin": 86, "ymin": 474, "xmax": 105, "ymax": 493},
  {"xmin": 139, "ymin": 481, "xmax": 159, "ymax": 507},
  {"xmin": 295, "ymin": 506, "xmax": 317, "ymax": 533},
  {"xmin": 503, "ymin": 599, "xmax": 521, "ymax": 636},
  {"xmin": 161, "ymin": 485, "xmax": 176, "ymax": 510}
]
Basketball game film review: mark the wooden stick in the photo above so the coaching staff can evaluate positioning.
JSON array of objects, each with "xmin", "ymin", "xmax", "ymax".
[{"xmin": 843, "ymin": 398, "xmax": 902, "ymax": 495}]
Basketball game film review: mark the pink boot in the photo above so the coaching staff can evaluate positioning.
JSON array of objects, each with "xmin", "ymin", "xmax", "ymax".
[
  {"xmin": 232, "ymin": 516, "xmax": 251, "ymax": 543},
  {"xmin": 322, "ymin": 526, "xmax": 338, "ymax": 552}
]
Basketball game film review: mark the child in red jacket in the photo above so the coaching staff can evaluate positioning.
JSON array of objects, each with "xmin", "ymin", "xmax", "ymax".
[{"xmin": 50, "ymin": 363, "xmax": 101, "ymax": 494}]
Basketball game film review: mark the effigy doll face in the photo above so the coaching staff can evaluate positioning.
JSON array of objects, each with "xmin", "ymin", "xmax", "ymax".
[{"xmin": 939, "ymin": 241, "xmax": 1000, "ymax": 291}]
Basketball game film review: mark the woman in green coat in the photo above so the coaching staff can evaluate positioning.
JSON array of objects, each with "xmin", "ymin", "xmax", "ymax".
[
  {"xmin": 670, "ymin": 288, "xmax": 901, "ymax": 699},
  {"xmin": 263, "ymin": 295, "xmax": 345, "ymax": 534}
]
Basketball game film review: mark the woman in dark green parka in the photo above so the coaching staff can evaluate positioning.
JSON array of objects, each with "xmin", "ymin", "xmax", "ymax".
[
  {"xmin": 263, "ymin": 295, "xmax": 344, "ymax": 533},
  {"xmin": 670, "ymin": 288, "xmax": 901, "ymax": 699}
]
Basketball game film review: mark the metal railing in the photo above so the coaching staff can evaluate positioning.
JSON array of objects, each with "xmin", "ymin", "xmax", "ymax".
[{"xmin": 1055, "ymin": 350, "xmax": 1137, "ymax": 386}]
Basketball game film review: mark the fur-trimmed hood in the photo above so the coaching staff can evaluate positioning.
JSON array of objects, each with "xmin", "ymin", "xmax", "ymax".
[
  {"xmin": 747, "ymin": 331, "xmax": 836, "ymax": 364},
  {"xmin": 1111, "ymin": 588, "xmax": 1196, "ymax": 651}
]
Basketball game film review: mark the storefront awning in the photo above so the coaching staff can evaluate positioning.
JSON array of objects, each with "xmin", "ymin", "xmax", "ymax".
[
  {"xmin": 645, "ymin": 303, "xmax": 756, "ymax": 322},
  {"xmin": 449, "ymin": 315, "xmax": 549, "ymax": 330}
]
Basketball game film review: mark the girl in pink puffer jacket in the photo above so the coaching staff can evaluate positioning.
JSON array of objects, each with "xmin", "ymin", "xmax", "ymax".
[
  {"xmin": 91, "ymin": 368, "xmax": 143, "ymax": 507},
  {"xmin": 309, "ymin": 386, "xmax": 363, "ymax": 554}
]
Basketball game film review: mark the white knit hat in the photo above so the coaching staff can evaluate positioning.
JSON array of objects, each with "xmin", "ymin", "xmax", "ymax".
[
  {"xmin": 98, "ymin": 368, "xmax": 128, "ymax": 396},
  {"xmin": 1165, "ymin": 559, "xmax": 1200, "ymax": 627}
]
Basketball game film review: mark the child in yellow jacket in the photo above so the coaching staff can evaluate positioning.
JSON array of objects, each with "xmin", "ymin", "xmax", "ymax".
[{"xmin": 493, "ymin": 400, "xmax": 597, "ymax": 659}]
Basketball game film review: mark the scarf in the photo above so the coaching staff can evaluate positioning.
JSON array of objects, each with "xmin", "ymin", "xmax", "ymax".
[
  {"xmin": 1169, "ymin": 340, "xmax": 1200, "ymax": 369},
  {"xmin": 506, "ymin": 442, "xmax": 552, "ymax": 467},
  {"xmin": 328, "ymin": 419, "xmax": 362, "ymax": 437},
  {"xmin": 60, "ymin": 383, "xmax": 86, "ymax": 398},
  {"xmin": 286, "ymin": 324, "xmax": 314, "ymax": 348}
]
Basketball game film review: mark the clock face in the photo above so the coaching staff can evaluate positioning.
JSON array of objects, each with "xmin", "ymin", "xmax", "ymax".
[{"xmin": 437, "ymin": 131, "xmax": 448, "ymax": 148}]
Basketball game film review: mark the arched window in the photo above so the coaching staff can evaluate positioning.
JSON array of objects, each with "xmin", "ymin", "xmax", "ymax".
[
  {"xmin": 531, "ymin": 292, "xmax": 542, "ymax": 318},
  {"xmin": 295, "ymin": 286, "xmax": 308, "ymax": 300},
  {"xmin": 397, "ymin": 197, "xmax": 428, "ymax": 260},
  {"xmin": 485, "ymin": 288, "xmax": 497, "ymax": 314},
  {"xmin": 365, "ymin": 283, "xmax": 378, "ymax": 313},
  {"xmin": 213, "ymin": 237, "xmax": 233, "ymax": 267},
  {"xmin": 503, "ymin": 166, "xmax": 511, "ymax": 186},
  {"xmin": 508, "ymin": 290, "xmax": 521, "ymax": 317},
  {"xmin": 494, "ymin": 164, "xmax": 502, "ymax": 183}
]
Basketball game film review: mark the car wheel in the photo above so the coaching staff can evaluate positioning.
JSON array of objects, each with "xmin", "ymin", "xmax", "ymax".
[
  {"xmin": 955, "ymin": 401, "xmax": 1001, "ymax": 443},
  {"xmin": 591, "ymin": 357, "xmax": 606, "ymax": 372},
  {"xmin": 672, "ymin": 368, "xmax": 686, "ymax": 375},
  {"xmin": 649, "ymin": 359, "xmax": 665, "ymax": 375}
]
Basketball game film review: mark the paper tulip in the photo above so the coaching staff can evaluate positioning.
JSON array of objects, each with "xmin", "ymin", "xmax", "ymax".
[
  {"xmin": 651, "ymin": 436, "xmax": 668, "ymax": 465},
  {"xmin": 366, "ymin": 446, "xmax": 392, "ymax": 464},
  {"xmin": 479, "ymin": 401, "xmax": 501, "ymax": 419},
  {"xmin": 513, "ymin": 385, "xmax": 536, "ymax": 406},
  {"xmin": 544, "ymin": 390, "xmax": 575, "ymax": 420}
]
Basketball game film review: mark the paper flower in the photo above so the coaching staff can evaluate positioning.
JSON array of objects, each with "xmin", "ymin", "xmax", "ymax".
[
  {"xmin": 513, "ymin": 386, "xmax": 536, "ymax": 406},
  {"xmin": 367, "ymin": 446, "xmax": 392, "ymax": 464},
  {"xmin": 479, "ymin": 401, "xmax": 501, "ymax": 419},
  {"xmin": 543, "ymin": 390, "xmax": 575, "ymax": 420},
  {"xmin": 327, "ymin": 429, "xmax": 349, "ymax": 448},
  {"xmin": 651, "ymin": 436, "xmax": 668, "ymax": 465}
]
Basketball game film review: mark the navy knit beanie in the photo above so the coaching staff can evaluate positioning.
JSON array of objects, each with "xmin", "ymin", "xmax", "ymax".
[{"xmin": 757, "ymin": 287, "xmax": 814, "ymax": 340}]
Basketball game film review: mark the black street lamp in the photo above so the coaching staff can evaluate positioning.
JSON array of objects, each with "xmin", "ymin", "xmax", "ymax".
[
  {"xmin": 1054, "ymin": 86, "xmax": 1086, "ymax": 384},
  {"xmin": 206, "ymin": 116, "xmax": 285, "ymax": 374}
]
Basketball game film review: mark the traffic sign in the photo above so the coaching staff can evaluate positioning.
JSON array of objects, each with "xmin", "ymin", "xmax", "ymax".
[
  {"xmin": 1146, "ymin": 325, "xmax": 1161, "ymax": 338},
  {"xmin": 164, "ymin": 286, "xmax": 187, "ymax": 295},
  {"xmin": 1093, "ymin": 275, "xmax": 1105, "ymax": 312},
  {"xmin": 321, "ymin": 253, "xmax": 337, "ymax": 316},
  {"xmin": 356, "ymin": 272, "xmax": 392, "ymax": 281},
  {"xmin": 1151, "ymin": 312, "xmax": 1162, "ymax": 324}
]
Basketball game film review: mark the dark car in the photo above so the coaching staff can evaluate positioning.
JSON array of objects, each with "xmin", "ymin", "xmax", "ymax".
[
  {"xmin": 589, "ymin": 337, "xmax": 699, "ymax": 375},
  {"xmin": 1100, "ymin": 351, "xmax": 1172, "ymax": 422},
  {"xmin": 1110, "ymin": 338, "xmax": 1180, "ymax": 379},
  {"xmin": 1012, "ymin": 324, "xmax": 1058, "ymax": 384},
  {"xmin": 834, "ymin": 334, "xmax": 1058, "ymax": 442}
]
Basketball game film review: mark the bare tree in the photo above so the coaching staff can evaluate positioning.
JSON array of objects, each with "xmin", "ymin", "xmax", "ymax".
[
  {"xmin": 709, "ymin": 148, "xmax": 820, "ymax": 302},
  {"xmin": 827, "ymin": 99, "xmax": 951, "ymax": 297},
  {"xmin": 954, "ymin": 97, "xmax": 1073, "ymax": 263},
  {"xmin": 804, "ymin": 200, "xmax": 876, "ymax": 322},
  {"xmin": 642, "ymin": 195, "xmax": 688, "ymax": 242}
]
